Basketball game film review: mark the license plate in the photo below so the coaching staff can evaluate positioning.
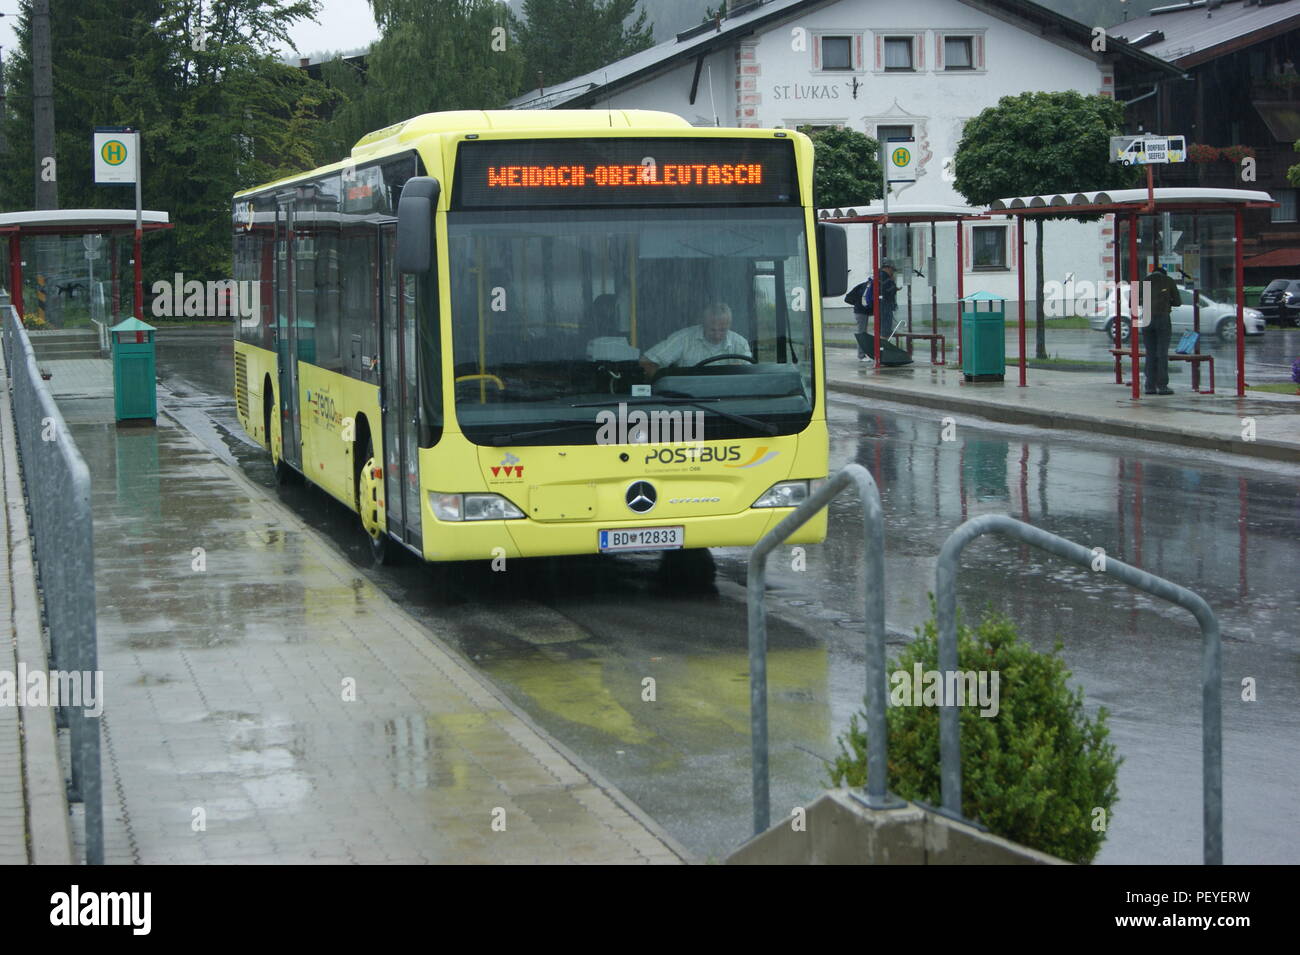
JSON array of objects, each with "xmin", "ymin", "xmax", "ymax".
[{"xmin": 599, "ymin": 526, "xmax": 684, "ymax": 552}]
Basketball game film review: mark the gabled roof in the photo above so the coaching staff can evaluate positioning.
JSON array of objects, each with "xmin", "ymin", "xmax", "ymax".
[
  {"xmin": 1109, "ymin": 0, "xmax": 1300, "ymax": 68},
  {"xmin": 509, "ymin": 0, "xmax": 1180, "ymax": 110}
]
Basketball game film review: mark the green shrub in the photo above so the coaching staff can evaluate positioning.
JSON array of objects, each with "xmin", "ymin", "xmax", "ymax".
[{"xmin": 827, "ymin": 609, "xmax": 1121, "ymax": 864}]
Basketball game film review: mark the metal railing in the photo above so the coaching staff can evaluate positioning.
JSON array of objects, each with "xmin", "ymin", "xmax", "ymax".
[
  {"xmin": 2, "ymin": 301, "xmax": 102, "ymax": 865},
  {"xmin": 936, "ymin": 514, "xmax": 1222, "ymax": 865},
  {"xmin": 747, "ymin": 463, "xmax": 901, "ymax": 836}
]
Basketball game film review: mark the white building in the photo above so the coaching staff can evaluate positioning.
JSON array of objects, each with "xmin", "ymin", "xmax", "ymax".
[{"xmin": 509, "ymin": 0, "xmax": 1177, "ymax": 324}]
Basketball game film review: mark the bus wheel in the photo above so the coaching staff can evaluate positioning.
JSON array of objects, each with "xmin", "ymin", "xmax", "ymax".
[
  {"xmin": 266, "ymin": 394, "xmax": 293, "ymax": 485},
  {"xmin": 358, "ymin": 438, "xmax": 391, "ymax": 564}
]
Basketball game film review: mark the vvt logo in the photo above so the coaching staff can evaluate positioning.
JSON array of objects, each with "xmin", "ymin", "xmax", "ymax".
[{"xmin": 491, "ymin": 452, "xmax": 523, "ymax": 478}]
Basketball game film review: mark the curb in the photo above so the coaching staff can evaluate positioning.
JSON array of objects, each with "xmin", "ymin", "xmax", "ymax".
[
  {"xmin": 0, "ymin": 351, "xmax": 74, "ymax": 865},
  {"xmin": 826, "ymin": 375, "xmax": 1298, "ymax": 464}
]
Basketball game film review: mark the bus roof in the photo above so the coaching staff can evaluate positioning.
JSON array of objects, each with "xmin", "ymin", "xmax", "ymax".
[
  {"xmin": 350, "ymin": 109, "xmax": 691, "ymax": 158},
  {"xmin": 236, "ymin": 109, "xmax": 791, "ymax": 200}
]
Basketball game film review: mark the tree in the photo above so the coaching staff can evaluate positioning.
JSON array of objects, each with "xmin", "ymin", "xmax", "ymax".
[
  {"xmin": 314, "ymin": 0, "xmax": 524, "ymax": 155},
  {"xmin": 510, "ymin": 0, "xmax": 653, "ymax": 94},
  {"xmin": 828, "ymin": 609, "xmax": 1121, "ymax": 864},
  {"xmin": 801, "ymin": 126, "xmax": 882, "ymax": 210},
  {"xmin": 953, "ymin": 91, "xmax": 1135, "ymax": 359},
  {"xmin": 2, "ymin": 0, "xmax": 331, "ymax": 283}
]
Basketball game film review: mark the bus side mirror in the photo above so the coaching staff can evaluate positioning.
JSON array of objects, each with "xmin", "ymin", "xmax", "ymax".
[
  {"xmin": 397, "ymin": 177, "xmax": 441, "ymax": 274},
  {"xmin": 816, "ymin": 222, "xmax": 847, "ymax": 297}
]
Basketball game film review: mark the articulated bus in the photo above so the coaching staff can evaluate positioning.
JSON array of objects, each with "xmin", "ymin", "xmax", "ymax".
[{"xmin": 232, "ymin": 110, "xmax": 847, "ymax": 563}]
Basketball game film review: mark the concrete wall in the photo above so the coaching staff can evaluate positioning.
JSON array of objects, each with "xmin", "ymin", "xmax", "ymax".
[{"xmin": 728, "ymin": 789, "xmax": 1068, "ymax": 864}]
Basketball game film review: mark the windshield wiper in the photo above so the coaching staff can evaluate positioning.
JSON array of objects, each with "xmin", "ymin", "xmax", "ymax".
[
  {"xmin": 572, "ymin": 393, "xmax": 778, "ymax": 436},
  {"xmin": 484, "ymin": 422, "xmax": 594, "ymax": 446}
]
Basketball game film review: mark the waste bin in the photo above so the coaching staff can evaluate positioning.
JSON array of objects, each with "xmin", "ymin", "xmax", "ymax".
[
  {"xmin": 110, "ymin": 317, "xmax": 157, "ymax": 424},
  {"xmin": 961, "ymin": 292, "xmax": 1006, "ymax": 382}
]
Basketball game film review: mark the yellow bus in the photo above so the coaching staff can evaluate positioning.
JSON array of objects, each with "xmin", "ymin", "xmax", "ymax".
[{"xmin": 232, "ymin": 110, "xmax": 846, "ymax": 563}]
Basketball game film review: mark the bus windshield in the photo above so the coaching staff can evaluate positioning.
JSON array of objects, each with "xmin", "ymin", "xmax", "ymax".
[{"xmin": 446, "ymin": 206, "xmax": 814, "ymax": 446}]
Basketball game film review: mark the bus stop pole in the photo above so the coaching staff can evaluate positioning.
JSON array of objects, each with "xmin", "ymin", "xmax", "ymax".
[{"xmin": 132, "ymin": 128, "xmax": 143, "ymax": 321}]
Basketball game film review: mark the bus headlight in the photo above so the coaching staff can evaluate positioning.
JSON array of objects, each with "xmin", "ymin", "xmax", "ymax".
[
  {"xmin": 752, "ymin": 480, "xmax": 811, "ymax": 508},
  {"xmin": 429, "ymin": 492, "xmax": 525, "ymax": 521}
]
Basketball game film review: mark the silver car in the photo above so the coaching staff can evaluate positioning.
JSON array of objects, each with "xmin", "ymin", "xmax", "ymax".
[{"xmin": 1091, "ymin": 289, "xmax": 1265, "ymax": 343}]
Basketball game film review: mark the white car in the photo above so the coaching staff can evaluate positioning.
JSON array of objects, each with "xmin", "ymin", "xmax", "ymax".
[{"xmin": 1091, "ymin": 288, "xmax": 1265, "ymax": 343}]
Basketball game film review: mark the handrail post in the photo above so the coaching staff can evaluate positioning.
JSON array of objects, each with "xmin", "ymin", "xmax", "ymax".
[
  {"xmin": 747, "ymin": 462, "xmax": 895, "ymax": 837},
  {"xmin": 935, "ymin": 513, "xmax": 1223, "ymax": 864}
]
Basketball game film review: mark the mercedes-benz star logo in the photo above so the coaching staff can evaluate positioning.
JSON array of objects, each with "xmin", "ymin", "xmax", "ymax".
[{"xmin": 625, "ymin": 480, "xmax": 656, "ymax": 514}]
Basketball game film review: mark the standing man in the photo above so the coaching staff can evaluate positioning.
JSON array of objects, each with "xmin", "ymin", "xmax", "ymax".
[
  {"xmin": 877, "ymin": 259, "xmax": 899, "ymax": 342},
  {"xmin": 1143, "ymin": 263, "xmax": 1181, "ymax": 395}
]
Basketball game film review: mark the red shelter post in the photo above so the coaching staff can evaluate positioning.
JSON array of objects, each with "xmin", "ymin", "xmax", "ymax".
[
  {"xmin": 1016, "ymin": 215, "xmax": 1026, "ymax": 387},
  {"xmin": 956, "ymin": 221, "xmax": 964, "ymax": 365},
  {"xmin": 871, "ymin": 221, "xmax": 881, "ymax": 369},
  {"xmin": 1129, "ymin": 213, "xmax": 1140, "ymax": 400},
  {"xmin": 1235, "ymin": 207, "xmax": 1245, "ymax": 397},
  {"xmin": 7, "ymin": 234, "xmax": 22, "ymax": 316}
]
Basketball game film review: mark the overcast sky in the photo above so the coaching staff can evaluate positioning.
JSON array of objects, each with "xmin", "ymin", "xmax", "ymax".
[{"xmin": 0, "ymin": 0, "xmax": 382, "ymax": 67}]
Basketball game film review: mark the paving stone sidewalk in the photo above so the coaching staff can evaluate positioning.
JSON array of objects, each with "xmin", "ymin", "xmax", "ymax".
[
  {"xmin": 51, "ymin": 382, "xmax": 683, "ymax": 864},
  {"xmin": 825, "ymin": 347, "xmax": 1300, "ymax": 463}
]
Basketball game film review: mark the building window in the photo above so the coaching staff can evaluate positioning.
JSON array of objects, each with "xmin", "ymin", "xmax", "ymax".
[
  {"xmin": 1271, "ymin": 188, "xmax": 1297, "ymax": 223},
  {"xmin": 876, "ymin": 124, "xmax": 913, "ymax": 147},
  {"xmin": 972, "ymin": 226, "xmax": 1007, "ymax": 270},
  {"xmin": 821, "ymin": 35, "xmax": 853, "ymax": 71},
  {"xmin": 944, "ymin": 36, "xmax": 974, "ymax": 70},
  {"xmin": 884, "ymin": 37, "xmax": 915, "ymax": 71}
]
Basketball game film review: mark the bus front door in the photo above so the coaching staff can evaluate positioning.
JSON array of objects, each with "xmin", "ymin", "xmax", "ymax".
[
  {"xmin": 275, "ymin": 198, "xmax": 303, "ymax": 471},
  {"xmin": 379, "ymin": 224, "xmax": 422, "ymax": 551}
]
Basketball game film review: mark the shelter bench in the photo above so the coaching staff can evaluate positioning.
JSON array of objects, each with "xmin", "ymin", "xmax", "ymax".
[
  {"xmin": 894, "ymin": 332, "xmax": 947, "ymax": 365},
  {"xmin": 1109, "ymin": 348, "xmax": 1215, "ymax": 394}
]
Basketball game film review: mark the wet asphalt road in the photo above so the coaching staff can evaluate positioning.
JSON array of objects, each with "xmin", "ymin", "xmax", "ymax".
[{"xmin": 155, "ymin": 327, "xmax": 1299, "ymax": 864}]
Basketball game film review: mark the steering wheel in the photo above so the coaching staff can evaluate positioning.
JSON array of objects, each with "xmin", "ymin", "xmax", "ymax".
[{"xmin": 693, "ymin": 353, "xmax": 757, "ymax": 367}]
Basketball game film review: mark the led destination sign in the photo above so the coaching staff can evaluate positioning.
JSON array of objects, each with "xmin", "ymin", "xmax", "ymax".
[
  {"xmin": 487, "ymin": 162, "xmax": 765, "ymax": 189},
  {"xmin": 454, "ymin": 138, "xmax": 798, "ymax": 208}
]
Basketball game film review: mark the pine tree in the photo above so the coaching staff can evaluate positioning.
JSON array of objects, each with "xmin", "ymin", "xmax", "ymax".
[{"xmin": 510, "ymin": 0, "xmax": 654, "ymax": 94}]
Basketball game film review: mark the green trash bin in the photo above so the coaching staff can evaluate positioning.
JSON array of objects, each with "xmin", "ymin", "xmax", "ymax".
[
  {"xmin": 110, "ymin": 317, "xmax": 157, "ymax": 424},
  {"xmin": 961, "ymin": 292, "xmax": 1006, "ymax": 382}
]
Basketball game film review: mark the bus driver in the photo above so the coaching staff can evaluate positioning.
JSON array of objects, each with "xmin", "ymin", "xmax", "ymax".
[{"xmin": 639, "ymin": 302, "xmax": 752, "ymax": 377}]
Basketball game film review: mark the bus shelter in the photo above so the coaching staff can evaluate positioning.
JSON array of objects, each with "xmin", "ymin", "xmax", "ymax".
[
  {"xmin": 984, "ymin": 187, "xmax": 1276, "ymax": 398},
  {"xmin": 818, "ymin": 203, "xmax": 984, "ymax": 367},
  {"xmin": 0, "ymin": 209, "xmax": 172, "ymax": 328}
]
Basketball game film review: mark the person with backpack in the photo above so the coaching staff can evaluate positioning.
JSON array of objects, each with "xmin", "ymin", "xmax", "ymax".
[{"xmin": 845, "ymin": 259, "xmax": 899, "ymax": 363}]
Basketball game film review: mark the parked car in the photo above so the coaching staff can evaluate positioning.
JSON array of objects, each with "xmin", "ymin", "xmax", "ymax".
[
  {"xmin": 1255, "ymin": 279, "xmax": 1300, "ymax": 326},
  {"xmin": 1092, "ymin": 288, "xmax": 1265, "ymax": 343}
]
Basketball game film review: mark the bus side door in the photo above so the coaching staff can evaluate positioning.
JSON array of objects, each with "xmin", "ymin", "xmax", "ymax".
[
  {"xmin": 275, "ymin": 197, "xmax": 303, "ymax": 470},
  {"xmin": 379, "ymin": 223, "xmax": 423, "ymax": 550}
]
